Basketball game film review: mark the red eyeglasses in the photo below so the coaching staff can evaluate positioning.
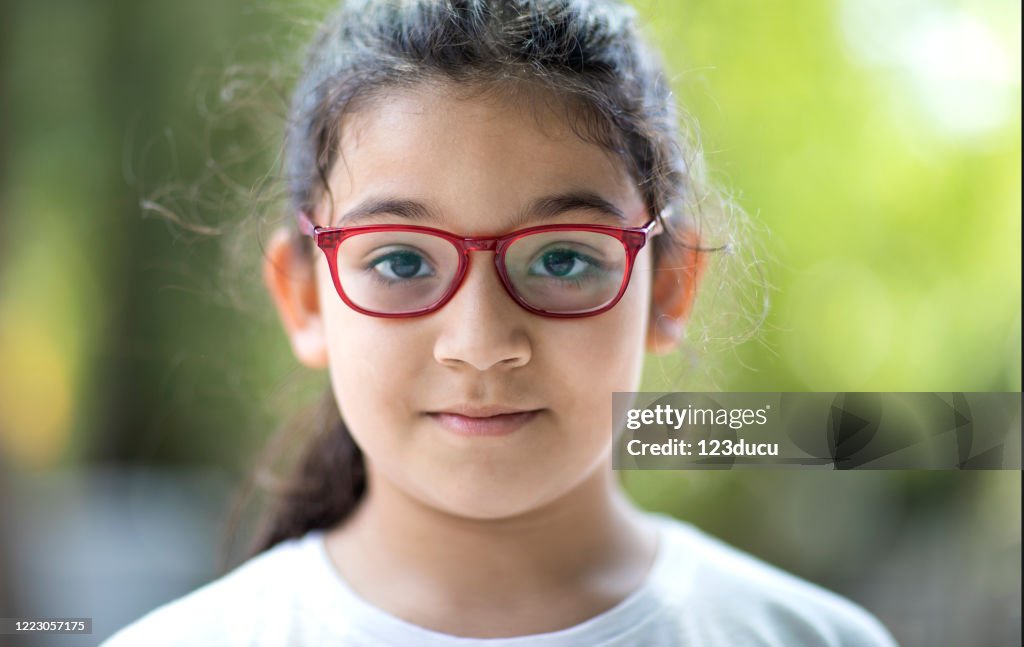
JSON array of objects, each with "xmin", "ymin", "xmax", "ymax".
[{"xmin": 297, "ymin": 211, "xmax": 659, "ymax": 318}]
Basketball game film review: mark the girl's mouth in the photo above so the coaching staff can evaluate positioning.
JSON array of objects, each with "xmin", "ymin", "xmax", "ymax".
[{"xmin": 426, "ymin": 410, "xmax": 542, "ymax": 436}]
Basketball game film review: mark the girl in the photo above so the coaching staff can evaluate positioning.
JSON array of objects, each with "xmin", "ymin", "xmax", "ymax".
[{"xmin": 105, "ymin": 0, "xmax": 897, "ymax": 645}]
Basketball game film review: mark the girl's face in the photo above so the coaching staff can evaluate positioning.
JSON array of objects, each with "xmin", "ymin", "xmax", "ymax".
[{"xmin": 315, "ymin": 83, "xmax": 654, "ymax": 519}]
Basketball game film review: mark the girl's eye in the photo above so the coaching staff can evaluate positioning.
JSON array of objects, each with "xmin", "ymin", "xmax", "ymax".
[
  {"xmin": 368, "ymin": 249, "xmax": 435, "ymax": 281},
  {"xmin": 527, "ymin": 248, "xmax": 602, "ymax": 280}
]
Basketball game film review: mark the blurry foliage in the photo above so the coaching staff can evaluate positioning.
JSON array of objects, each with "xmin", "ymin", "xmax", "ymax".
[{"xmin": 635, "ymin": 0, "xmax": 1021, "ymax": 393}]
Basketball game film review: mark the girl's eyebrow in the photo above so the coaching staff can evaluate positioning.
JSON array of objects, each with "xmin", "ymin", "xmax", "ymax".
[
  {"xmin": 336, "ymin": 190, "xmax": 627, "ymax": 227},
  {"xmin": 519, "ymin": 191, "xmax": 627, "ymax": 227}
]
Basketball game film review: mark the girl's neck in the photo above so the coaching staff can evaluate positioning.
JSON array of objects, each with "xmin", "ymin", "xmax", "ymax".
[{"xmin": 322, "ymin": 460, "xmax": 659, "ymax": 638}]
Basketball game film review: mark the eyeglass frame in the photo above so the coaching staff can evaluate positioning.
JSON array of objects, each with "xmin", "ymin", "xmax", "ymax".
[{"xmin": 296, "ymin": 210, "xmax": 661, "ymax": 319}]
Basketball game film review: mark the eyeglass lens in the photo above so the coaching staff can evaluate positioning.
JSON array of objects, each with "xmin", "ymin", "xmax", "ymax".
[{"xmin": 332, "ymin": 229, "xmax": 628, "ymax": 315}]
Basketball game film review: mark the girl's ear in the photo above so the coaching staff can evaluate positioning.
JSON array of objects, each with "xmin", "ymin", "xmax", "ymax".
[
  {"xmin": 263, "ymin": 226, "xmax": 329, "ymax": 369},
  {"xmin": 646, "ymin": 229, "xmax": 707, "ymax": 355}
]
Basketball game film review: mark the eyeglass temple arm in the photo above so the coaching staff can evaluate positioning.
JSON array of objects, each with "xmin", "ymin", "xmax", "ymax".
[
  {"xmin": 644, "ymin": 207, "xmax": 672, "ymax": 236},
  {"xmin": 296, "ymin": 211, "xmax": 318, "ymax": 237}
]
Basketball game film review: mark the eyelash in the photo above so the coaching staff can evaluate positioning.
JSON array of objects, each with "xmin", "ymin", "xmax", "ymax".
[
  {"xmin": 528, "ymin": 249, "xmax": 607, "ymax": 281},
  {"xmin": 365, "ymin": 251, "xmax": 436, "ymax": 285}
]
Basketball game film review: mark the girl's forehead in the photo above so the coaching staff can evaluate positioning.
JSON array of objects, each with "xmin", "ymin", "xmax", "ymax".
[{"xmin": 326, "ymin": 84, "xmax": 643, "ymax": 231}]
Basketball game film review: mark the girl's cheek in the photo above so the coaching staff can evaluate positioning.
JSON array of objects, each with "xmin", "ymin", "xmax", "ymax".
[{"xmin": 330, "ymin": 323, "xmax": 401, "ymax": 380}]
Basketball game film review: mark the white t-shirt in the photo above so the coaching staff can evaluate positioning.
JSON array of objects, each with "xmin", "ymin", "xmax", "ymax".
[{"xmin": 102, "ymin": 512, "xmax": 898, "ymax": 646}]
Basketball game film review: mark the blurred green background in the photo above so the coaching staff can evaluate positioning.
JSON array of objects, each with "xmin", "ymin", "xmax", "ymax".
[{"xmin": 0, "ymin": 1, "xmax": 1019, "ymax": 645}]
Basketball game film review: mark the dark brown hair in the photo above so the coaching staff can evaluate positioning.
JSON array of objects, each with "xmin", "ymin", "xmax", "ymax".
[{"xmin": 224, "ymin": 0, "xmax": 742, "ymax": 566}]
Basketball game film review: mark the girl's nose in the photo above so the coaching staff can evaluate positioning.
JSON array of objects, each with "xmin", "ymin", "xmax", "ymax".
[{"xmin": 432, "ymin": 252, "xmax": 532, "ymax": 371}]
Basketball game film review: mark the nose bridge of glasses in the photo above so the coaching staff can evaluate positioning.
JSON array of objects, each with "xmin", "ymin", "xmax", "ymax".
[{"xmin": 462, "ymin": 238, "xmax": 499, "ymax": 252}]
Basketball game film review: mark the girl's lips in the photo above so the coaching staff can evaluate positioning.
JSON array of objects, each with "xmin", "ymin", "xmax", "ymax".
[{"xmin": 427, "ymin": 410, "xmax": 541, "ymax": 436}]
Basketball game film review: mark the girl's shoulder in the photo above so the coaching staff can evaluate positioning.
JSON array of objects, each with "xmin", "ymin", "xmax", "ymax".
[
  {"xmin": 100, "ymin": 531, "xmax": 324, "ymax": 647},
  {"xmin": 643, "ymin": 512, "xmax": 898, "ymax": 646}
]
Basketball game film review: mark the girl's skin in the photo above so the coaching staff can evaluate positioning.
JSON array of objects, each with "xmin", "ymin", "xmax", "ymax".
[{"xmin": 264, "ymin": 81, "xmax": 700, "ymax": 638}]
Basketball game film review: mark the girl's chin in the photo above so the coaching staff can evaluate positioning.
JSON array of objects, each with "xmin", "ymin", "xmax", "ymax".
[{"xmin": 405, "ymin": 476, "xmax": 563, "ymax": 521}]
